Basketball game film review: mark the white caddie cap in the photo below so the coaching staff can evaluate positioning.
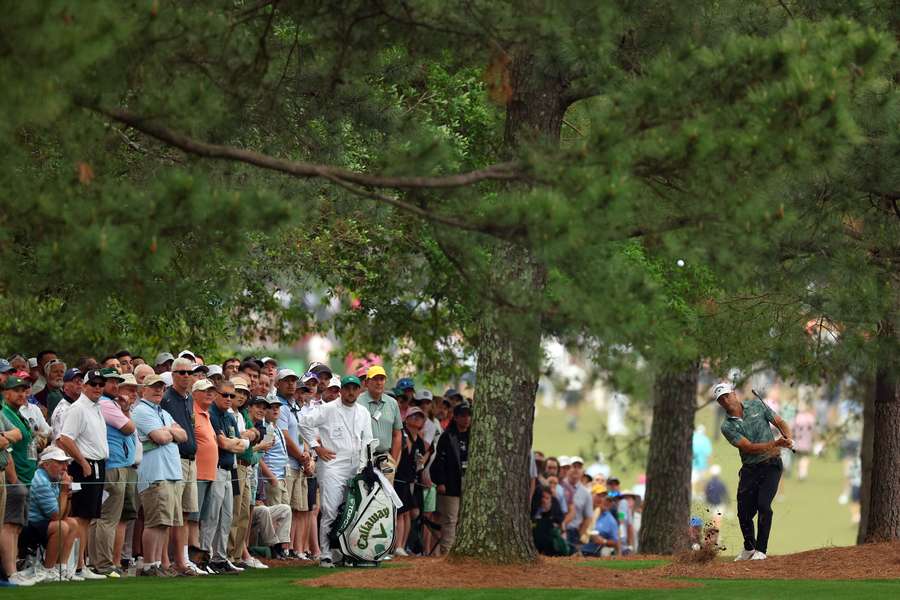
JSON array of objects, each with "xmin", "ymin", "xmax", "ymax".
[
  {"xmin": 327, "ymin": 375, "xmax": 341, "ymax": 389},
  {"xmin": 711, "ymin": 383, "xmax": 734, "ymax": 402}
]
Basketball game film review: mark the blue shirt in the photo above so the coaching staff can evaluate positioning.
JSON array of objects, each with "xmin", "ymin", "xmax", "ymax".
[
  {"xmin": 692, "ymin": 431, "xmax": 712, "ymax": 471},
  {"xmin": 259, "ymin": 419, "xmax": 288, "ymax": 479},
  {"xmin": 28, "ymin": 467, "xmax": 59, "ymax": 523},
  {"xmin": 276, "ymin": 395, "xmax": 302, "ymax": 470},
  {"xmin": 133, "ymin": 399, "xmax": 183, "ymax": 493},
  {"xmin": 594, "ymin": 510, "xmax": 619, "ymax": 542}
]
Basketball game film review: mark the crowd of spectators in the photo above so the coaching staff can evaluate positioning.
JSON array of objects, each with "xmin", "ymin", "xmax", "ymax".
[{"xmin": 0, "ymin": 350, "xmax": 473, "ymax": 586}]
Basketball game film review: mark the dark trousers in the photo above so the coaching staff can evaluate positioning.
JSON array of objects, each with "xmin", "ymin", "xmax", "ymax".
[{"xmin": 736, "ymin": 458, "xmax": 782, "ymax": 554}]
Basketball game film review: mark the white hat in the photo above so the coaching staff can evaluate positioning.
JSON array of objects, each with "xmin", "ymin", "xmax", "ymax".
[
  {"xmin": 28, "ymin": 357, "xmax": 38, "ymax": 369},
  {"xmin": 40, "ymin": 445, "xmax": 73, "ymax": 463},
  {"xmin": 160, "ymin": 372, "xmax": 173, "ymax": 387},
  {"xmin": 178, "ymin": 350, "xmax": 196, "ymax": 360},
  {"xmin": 207, "ymin": 365, "xmax": 223, "ymax": 378},
  {"xmin": 711, "ymin": 382, "xmax": 734, "ymax": 402},
  {"xmin": 260, "ymin": 356, "xmax": 277, "ymax": 365},
  {"xmin": 192, "ymin": 379, "xmax": 215, "ymax": 393},
  {"xmin": 154, "ymin": 352, "xmax": 175, "ymax": 366},
  {"xmin": 119, "ymin": 373, "xmax": 138, "ymax": 386},
  {"xmin": 570, "ymin": 456, "xmax": 585, "ymax": 465},
  {"xmin": 558, "ymin": 455, "xmax": 572, "ymax": 467},
  {"xmin": 327, "ymin": 375, "xmax": 341, "ymax": 389},
  {"xmin": 275, "ymin": 368, "xmax": 299, "ymax": 382},
  {"xmin": 710, "ymin": 464, "xmax": 722, "ymax": 476}
]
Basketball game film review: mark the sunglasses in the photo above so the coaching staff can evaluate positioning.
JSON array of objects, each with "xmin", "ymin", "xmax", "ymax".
[
  {"xmin": 219, "ymin": 393, "xmax": 235, "ymax": 399},
  {"xmin": 173, "ymin": 370, "xmax": 193, "ymax": 376},
  {"xmin": 86, "ymin": 380, "xmax": 105, "ymax": 388}
]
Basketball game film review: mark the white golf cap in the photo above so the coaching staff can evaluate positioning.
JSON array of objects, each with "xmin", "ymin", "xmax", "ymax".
[
  {"xmin": 711, "ymin": 382, "xmax": 734, "ymax": 402},
  {"xmin": 558, "ymin": 455, "xmax": 572, "ymax": 467},
  {"xmin": 327, "ymin": 375, "xmax": 341, "ymax": 389},
  {"xmin": 570, "ymin": 456, "xmax": 585, "ymax": 465},
  {"xmin": 207, "ymin": 365, "xmax": 223, "ymax": 378},
  {"xmin": 192, "ymin": 379, "xmax": 215, "ymax": 393},
  {"xmin": 260, "ymin": 356, "xmax": 277, "ymax": 364},
  {"xmin": 154, "ymin": 352, "xmax": 175, "ymax": 366},
  {"xmin": 160, "ymin": 372, "xmax": 173, "ymax": 387},
  {"xmin": 178, "ymin": 350, "xmax": 196, "ymax": 360},
  {"xmin": 275, "ymin": 368, "xmax": 299, "ymax": 382},
  {"xmin": 40, "ymin": 445, "xmax": 73, "ymax": 463}
]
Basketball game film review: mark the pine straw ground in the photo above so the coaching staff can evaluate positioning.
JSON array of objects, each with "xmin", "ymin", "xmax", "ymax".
[{"xmin": 297, "ymin": 542, "xmax": 900, "ymax": 590}]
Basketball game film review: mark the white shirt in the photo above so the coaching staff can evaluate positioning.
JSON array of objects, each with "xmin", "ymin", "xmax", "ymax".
[
  {"xmin": 51, "ymin": 398, "xmax": 72, "ymax": 440},
  {"xmin": 19, "ymin": 402, "xmax": 51, "ymax": 437},
  {"xmin": 60, "ymin": 394, "xmax": 109, "ymax": 460},
  {"xmin": 297, "ymin": 401, "xmax": 373, "ymax": 463},
  {"xmin": 422, "ymin": 417, "xmax": 442, "ymax": 446}
]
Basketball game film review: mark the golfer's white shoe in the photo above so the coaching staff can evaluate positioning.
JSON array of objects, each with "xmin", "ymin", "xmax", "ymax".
[
  {"xmin": 750, "ymin": 551, "xmax": 767, "ymax": 560},
  {"xmin": 734, "ymin": 550, "xmax": 755, "ymax": 561}
]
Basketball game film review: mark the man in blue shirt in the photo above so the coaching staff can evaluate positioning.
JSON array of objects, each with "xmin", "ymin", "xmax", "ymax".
[
  {"xmin": 132, "ymin": 374, "xmax": 187, "ymax": 576},
  {"xmin": 581, "ymin": 493, "xmax": 620, "ymax": 557},
  {"xmin": 22, "ymin": 446, "xmax": 79, "ymax": 582}
]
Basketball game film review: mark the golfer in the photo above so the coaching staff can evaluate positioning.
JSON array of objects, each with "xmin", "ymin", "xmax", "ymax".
[
  {"xmin": 712, "ymin": 383, "xmax": 793, "ymax": 561},
  {"xmin": 297, "ymin": 375, "xmax": 374, "ymax": 568}
]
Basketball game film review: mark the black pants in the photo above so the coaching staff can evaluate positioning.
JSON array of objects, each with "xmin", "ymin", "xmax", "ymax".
[{"xmin": 736, "ymin": 458, "xmax": 782, "ymax": 554}]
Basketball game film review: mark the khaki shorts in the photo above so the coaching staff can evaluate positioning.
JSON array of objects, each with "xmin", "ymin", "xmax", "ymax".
[
  {"xmin": 265, "ymin": 478, "xmax": 288, "ymax": 507},
  {"xmin": 141, "ymin": 481, "xmax": 179, "ymax": 528},
  {"xmin": 179, "ymin": 458, "xmax": 199, "ymax": 513},
  {"xmin": 121, "ymin": 468, "xmax": 139, "ymax": 522},
  {"xmin": 285, "ymin": 468, "xmax": 308, "ymax": 512}
]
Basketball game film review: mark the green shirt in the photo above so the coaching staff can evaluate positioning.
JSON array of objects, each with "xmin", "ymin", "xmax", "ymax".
[
  {"xmin": 0, "ymin": 409, "xmax": 17, "ymax": 470},
  {"xmin": 238, "ymin": 408, "xmax": 259, "ymax": 465},
  {"xmin": 358, "ymin": 392, "xmax": 402, "ymax": 454},
  {"xmin": 2, "ymin": 402, "xmax": 37, "ymax": 483},
  {"xmin": 720, "ymin": 398, "xmax": 778, "ymax": 465}
]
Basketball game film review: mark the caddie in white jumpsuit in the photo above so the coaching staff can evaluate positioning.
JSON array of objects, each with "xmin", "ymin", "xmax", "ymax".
[{"xmin": 297, "ymin": 374, "xmax": 373, "ymax": 568}]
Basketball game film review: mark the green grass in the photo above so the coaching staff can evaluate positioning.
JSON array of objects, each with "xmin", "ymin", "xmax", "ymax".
[
  {"xmin": 9, "ymin": 566, "xmax": 900, "ymax": 599},
  {"xmin": 532, "ymin": 401, "xmax": 860, "ymax": 555},
  {"xmin": 577, "ymin": 559, "xmax": 668, "ymax": 570}
]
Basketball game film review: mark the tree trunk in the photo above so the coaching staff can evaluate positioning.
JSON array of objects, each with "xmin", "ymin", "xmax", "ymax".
[
  {"xmin": 638, "ymin": 365, "xmax": 698, "ymax": 554},
  {"xmin": 856, "ymin": 377, "xmax": 876, "ymax": 544},
  {"xmin": 450, "ymin": 49, "xmax": 566, "ymax": 564},
  {"xmin": 865, "ymin": 363, "xmax": 900, "ymax": 542}
]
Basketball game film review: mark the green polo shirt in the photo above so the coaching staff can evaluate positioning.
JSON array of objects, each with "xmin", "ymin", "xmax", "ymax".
[
  {"xmin": 720, "ymin": 398, "xmax": 778, "ymax": 465},
  {"xmin": 238, "ymin": 408, "xmax": 259, "ymax": 465},
  {"xmin": 2, "ymin": 402, "xmax": 37, "ymax": 483},
  {"xmin": 358, "ymin": 391, "xmax": 402, "ymax": 454}
]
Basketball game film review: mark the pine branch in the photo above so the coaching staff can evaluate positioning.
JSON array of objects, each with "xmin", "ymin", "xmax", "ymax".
[{"xmin": 85, "ymin": 104, "xmax": 524, "ymax": 190}]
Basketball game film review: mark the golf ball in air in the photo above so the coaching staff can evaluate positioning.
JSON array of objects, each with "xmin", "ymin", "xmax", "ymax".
[{"xmin": 677, "ymin": 259, "xmax": 685, "ymax": 267}]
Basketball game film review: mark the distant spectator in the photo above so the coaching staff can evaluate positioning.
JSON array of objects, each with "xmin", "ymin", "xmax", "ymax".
[
  {"xmin": 532, "ymin": 486, "xmax": 569, "ymax": 556},
  {"xmin": 581, "ymin": 493, "xmax": 620, "ymax": 557},
  {"xmin": 431, "ymin": 401, "xmax": 471, "ymax": 556},
  {"xmin": 705, "ymin": 464, "xmax": 728, "ymax": 525}
]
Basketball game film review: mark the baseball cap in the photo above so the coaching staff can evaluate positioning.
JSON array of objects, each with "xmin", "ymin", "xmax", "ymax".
[
  {"xmin": 326, "ymin": 375, "xmax": 341, "ymax": 389},
  {"xmin": 63, "ymin": 368, "xmax": 82, "ymax": 382},
  {"xmin": 341, "ymin": 375, "xmax": 362, "ymax": 387},
  {"xmin": 416, "ymin": 389, "xmax": 434, "ymax": 403},
  {"xmin": 192, "ymin": 363, "xmax": 209, "ymax": 374},
  {"xmin": 154, "ymin": 352, "xmax": 175, "ymax": 366},
  {"xmin": 142, "ymin": 374, "xmax": 165, "ymax": 387},
  {"xmin": 570, "ymin": 456, "xmax": 585, "ymax": 465},
  {"xmin": 265, "ymin": 396, "xmax": 283, "ymax": 406},
  {"xmin": 2, "ymin": 376, "xmax": 29, "ymax": 390},
  {"xmin": 366, "ymin": 365, "xmax": 386, "ymax": 379},
  {"xmin": 453, "ymin": 401, "xmax": 472, "ymax": 416},
  {"xmin": 230, "ymin": 377, "xmax": 251, "ymax": 393},
  {"xmin": 248, "ymin": 396, "xmax": 269, "ymax": 406},
  {"xmin": 356, "ymin": 366, "xmax": 369, "ymax": 378},
  {"xmin": 119, "ymin": 373, "xmax": 138, "ymax": 386},
  {"xmin": 0, "ymin": 359, "xmax": 11, "ymax": 374},
  {"xmin": 396, "ymin": 378, "xmax": 415, "ymax": 391},
  {"xmin": 177, "ymin": 350, "xmax": 196, "ymax": 360},
  {"xmin": 82, "ymin": 369, "xmax": 105, "ymax": 384},
  {"xmin": 711, "ymin": 382, "xmax": 734, "ymax": 402},
  {"xmin": 260, "ymin": 356, "xmax": 278, "ymax": 365},
  {"xmin": 299, "ymin": 372, "xmax": 319, "ymax": 388},
  {"xmin": 99, "ymin": 367, "xmax": 125, "ymax": 382},
  {"xmin": 275, "ymin": 368, "xmax": 299, "ymax": 382},
  {"xmin": 444, "ymin": 388, "xmax": 463, "ymax": 399},
  {"xmin": 404, "ymin": 406, "xmax": 426, "ymax": 420},
  {"xmin": 192, "ymin": 379, "xmax": 215, "ymax": 393},
  {"xmin": 558, "ymin": 455, "xmax": 572, "ymax": 467},
  {"xmin": 690, "ymin": 516, "xmax": 704, "ymax": 528},
  {"xmin": 39, "ymin": 446, "xmax": 73, "ymax": 463},
  {"xmin": 309, "ymin": 362, "xmax": 332, "ymax": 375},
  {"xmin": 160, "ymin": 372, "xmax": 173, "ymax": 387},
  {"xmin": 607, "ymin": 477, "xmax": 620, "ymax": 486},
  {"xmin": 207, "ymin": 365, "xmax": 223, "ymax": 378},
  {"xmin": 591, "ymin": 483, "xmax": 607, "ymax": 495},
  {"xmin": 14, "ymin": 369, "xmax": 32, "ymax": 381}
]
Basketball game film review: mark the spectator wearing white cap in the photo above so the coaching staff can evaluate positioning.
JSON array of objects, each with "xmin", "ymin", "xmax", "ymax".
[
  {"xmin": 561, "ymin": 456, "xmax": 593, "ymax": 552},
  {"xmin": 322, "ymin": 376, "xmax": 341, "ymax": 403},
  {"xmin": 132, "ymin": 374, "xmax": 188, "ymax": 577},
  {"xmin": 295, "ymin": 372, "xmax": 321, "ymax": 560},
  {"xmin": 273, "ymin": 369, "xmax": 310, "ymax": 559},
  {"xmin": 226, "ymin": 377, "xmax": 261, "ymax": 566},
  {"xmin": 22, "ymin": 446, "xmax": 81, "ymax": 583}
]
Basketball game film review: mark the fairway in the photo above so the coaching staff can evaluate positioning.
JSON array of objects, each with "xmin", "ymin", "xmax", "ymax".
[
  {"xmin": 532, "ymin": 401, "xmax": 858, "ymax": 555},
  {"xmin": 8, "ymin": 565, "xmax": 900, "ymax": 599}
]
